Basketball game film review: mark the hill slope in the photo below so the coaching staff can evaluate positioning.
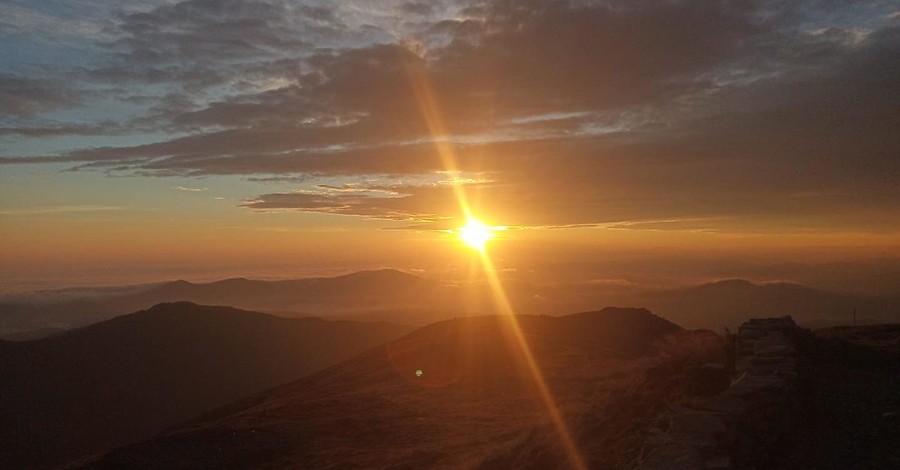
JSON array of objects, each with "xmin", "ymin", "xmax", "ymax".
[
  {"xmin": 85, "ymin": 307, "xmax": 708, "ymax": 469},
  {"xmin": 0, "ymin": 302, "xmax": 413, "ymax": 468}
]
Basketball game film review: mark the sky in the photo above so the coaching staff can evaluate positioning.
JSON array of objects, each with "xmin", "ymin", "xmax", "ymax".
[{"xmin": 1, "ymin": 0, "xmax": 899, "ymax": 291}]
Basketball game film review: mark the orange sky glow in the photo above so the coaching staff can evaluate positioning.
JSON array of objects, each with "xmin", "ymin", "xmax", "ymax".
[{"xmin": 1, "ymin": 0, "xmax": 899, "ymax": 293}]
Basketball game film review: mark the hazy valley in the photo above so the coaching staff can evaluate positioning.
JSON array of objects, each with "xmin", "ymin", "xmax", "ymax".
[{"xmin": 3, "ymin": 270, "xmax": 897, "ymax": 341}]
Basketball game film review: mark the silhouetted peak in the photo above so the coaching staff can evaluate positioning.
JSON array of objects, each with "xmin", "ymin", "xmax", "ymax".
[
  {"xmin": 138, "ymin": 302, "xmax": 265, "ymax": 321},
  {"xmin": 333, "ymin": 269, "xmax": 423, "ymax": 283},
  {"xmin": 569, "ymin": 307, "xmax": 681, "ymax": 331},
  {"xmin": 145, "ymin": 301, "xmax": 203, "ymax": 312},
  {"xmin": 131, "ymin": 302, "xmax": 270, "ymax": 324},
  {"xmin": 707, "ymin": 279, "xmax": 756, "ymax": 288},
  {"xmin": 212, "ymin": 277, "xmax": 254, "ymax": 285},
  {"xmin": 598, "ymin": 306, "xmax": 654, "ymax": 316},
  {"xmin": 570, "ymin": 306, "xmax": 657, "ymax": 320}
]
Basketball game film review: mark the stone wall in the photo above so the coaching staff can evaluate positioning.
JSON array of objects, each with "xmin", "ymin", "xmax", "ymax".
[{"xmin": 637, "ymin": 316, "xmax": 801, "ymax": 470}]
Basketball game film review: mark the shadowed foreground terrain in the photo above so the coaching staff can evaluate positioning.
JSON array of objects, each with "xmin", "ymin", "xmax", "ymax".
[
  {"xmin": 84, "ymin": 308, "xmax": 726, "ymax": 469},
  {"xmin": 0, "ymin": 302, "xmax": 412, "ymax": 468},
  {"xmin": 766, "ymin": 325, "xmax": 900, "ymax": 469}
]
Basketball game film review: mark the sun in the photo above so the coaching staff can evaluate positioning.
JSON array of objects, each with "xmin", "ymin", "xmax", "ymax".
[{"xmin": 458, "ymin": 218, "xmax": 500, "ymax": 251}]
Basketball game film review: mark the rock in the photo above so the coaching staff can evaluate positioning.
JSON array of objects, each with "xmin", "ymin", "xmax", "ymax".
[
  {"xmin": 704, "ymin": 455, "xmax": 732, "ymax": 469},
  {"xmin": 759, "ymin": 330, "xmax": 788, "ymax": 342},
  {"xmin": 773, "ymin": 370, "xmax": 798, "ymax": 379},
  {"xmin": 666, "ymin": 431, "xmax": 719, "ymax": 448},
  {"xmin": 729, "ymin": 379, "xmax": 787, "ymax": 403},
  {"xmin": 730, "ymin": 376, "xmax": 789, "ymax": 394},
  {"xmin": 667, "ymin": 403, "xmax": 698, "ymax": 414},
  {"xmin": 636, "ymin": 315, "xmax": 802, "ymax": 470},
  {"xmin": 749, "ymin": 356, "xmax": 795, "ymax": 366},
  {"xmin": 641, "ymin": 443, "xmax": 703, "ymax": 470},
  {"xmin": 645, "ymin": 428, "xmax": 668, "ymax": 446},
  {"xmin": 693, "ymin": 396, "xmax": 749, "ymax": 416},
  {"xmin": 668, "ymin": 411, "xmax": 728, "ymax": 436},
  {"xmin": 755, "ymin": 345, "xmax": 796, "ymax": 357},
  {"xmin": 738, "ymin": 328, "xmax": 767, "ymax": 339},
  {"xmin": 687, "ymin": 363, "xmax": 731, "ymax": 396}
]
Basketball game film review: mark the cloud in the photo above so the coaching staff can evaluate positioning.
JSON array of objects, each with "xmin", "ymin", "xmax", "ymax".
[
  {"xmin": 2, "ymin": 0, "xmax": 899, "ymax": 233},
  {"xmin": 0, "ymin": 205, "xmax": 125, "ymax": 216},
  {"xmin": 241, "ymin": 185, "xmax": 453, "ymax": 223},
  {"xmin": 0, "ymin": 3, "xmax": 109, "ymax": 41},
  {"xmin": 111, "ymin": 0, "xmax": 313, "ymax": 65},
  {"xmin": 171, "ymin": 186, "xmax": 208, "ymax": 192},
  {"xmin": 0, "ymin": 74, "xmax": 79, "ymax": 117},
  {"xmin": 401, "ymin": 2, "xmax": 435, "ymax": 16}
]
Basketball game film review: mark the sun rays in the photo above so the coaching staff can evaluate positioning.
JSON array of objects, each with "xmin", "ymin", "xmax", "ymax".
[{"xmin": 404, "ymin": 52, "xmax": 588, "ymax": 470}]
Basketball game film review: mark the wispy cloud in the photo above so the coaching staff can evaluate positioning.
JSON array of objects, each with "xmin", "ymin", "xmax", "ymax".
[
  {"xmin": 1, "ymin": 0, "xmax": 898, "ymax": 234},
  {"xmin": 171, "ymin": 186, "xmax": 208, "ymax": 192},
  {"xmin": 0, "ymin": 205, "xmax": 125, "ymax": 216},
  {"xmin": 0, "ymin": 4, "xmax": 109, "ymax": 40},
  {"xmin": 0, "ymin": 74, "xmax": 80, "ymax": 117}
]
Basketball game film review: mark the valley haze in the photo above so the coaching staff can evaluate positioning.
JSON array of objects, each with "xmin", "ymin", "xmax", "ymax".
[{"xmin": 2, "ymin": 270, "xmax": 899, "ymax": 341}]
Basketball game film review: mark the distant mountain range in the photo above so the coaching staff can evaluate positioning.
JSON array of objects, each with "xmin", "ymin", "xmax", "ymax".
[
  {"xmin": 2, "ymin": 269, "xmax": 897, "ymax": 339},
  {"xmin": 6, "ymin": 280, "xmax": 892, "ymax": 468},
  {"xmin": 0, "ymin": 269, "xmax": 585, "ymax": 338},
  {"xmin": 80, "ymin": 307, "xmax": 691, "ymax": 469},
  {"xmin": 634, "ymin": 278, "xmax": 900, "ymax": 330},
  {"xmin": 0, "ymin": 302, "xmax": 412, "ymax": 468},
  {"xmin": 0, "ymin": 270, "xmax": 453, "ymax": 338}
]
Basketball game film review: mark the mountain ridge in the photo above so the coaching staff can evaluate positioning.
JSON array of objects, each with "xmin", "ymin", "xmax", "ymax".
[
  {"xmin": 83, "ymin": 307, "xmax": 695, "ymax": 469},
  {"xmin": 0, "ymin": 301, "xmax": 413, "ymax": 468},
  {"xmin": 3, "ymin": 272, "xmax": 898, "ymax": 340}
]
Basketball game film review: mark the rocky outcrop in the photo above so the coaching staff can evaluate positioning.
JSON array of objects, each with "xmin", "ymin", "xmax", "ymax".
[{"xmin": 637, "ymin": 316, "xmax": 801, "ymax": 470}]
